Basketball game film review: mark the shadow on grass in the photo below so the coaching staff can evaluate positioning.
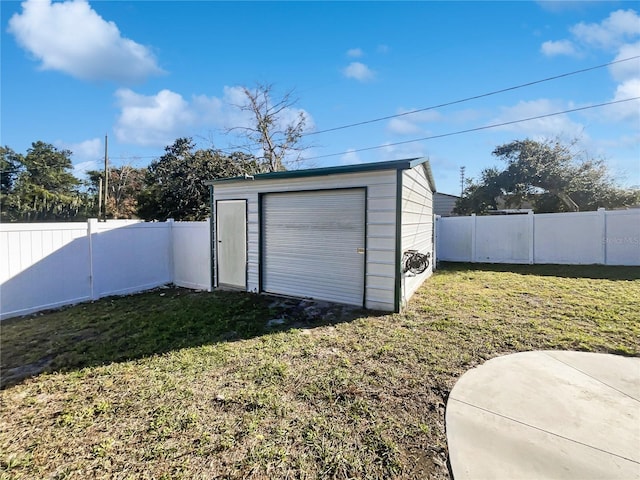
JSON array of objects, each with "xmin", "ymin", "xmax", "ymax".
[
  {"xmin": 437, "ymin": 262, "xmax": 640, "ymax": 281},
  {"xmin": 0, "ymin": 288, "xmax": 372, "ymax": 390}
]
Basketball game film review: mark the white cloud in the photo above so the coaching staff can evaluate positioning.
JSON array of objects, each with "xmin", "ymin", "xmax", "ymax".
[
  {"xmin": 114, "ymin": 89, "xmax": 195, "ymax": 146},
  {"xmin": 541, "ymin": 9, "xmax": 640, "ymax": 57},
  {"xmin": 114, "ymin": 86, "xmax": 315, "ymax": 148},
  {"xmin": 598, "ymin": 132, "xmax": 640, "ymax": 150},
  {"xmin": 605, "ymin": 41, "xmax": 640, "ymax": 122},
  {"xmin": 66, "ymin": 138, "xmax": 102, "ymax": 161},
  {"xmin": 388, "ymin": 118, "xmax": 423, "ymax": 135},
  {"xmin": 343, "ymin": 62, "xmax": 375, "ymax": 82},
  {"xmin": 449, "ymin": 108, "xmax": 484, "ymax": 124},
  {"xmin": 538, "ymin": 10, "xmax": 639, "ymax": 133},
  {"xmin": 279, "ymin": 104, "xmax": 316, "ymax": 132},
  {"xmin": 340, "ymin": 149, "xmax": 363, "ymax": 164},
  {"xmin": 192, "ymin": 86, "xmax": 252, "ymax": 130},
  {"xmin": 73, "ymin": 160, "xmax": 99, "ymax": 179},
  {"xmin": 541, "ymin": 39, "xmax": 578, "ymax": 57},
  {"xmin": 378, "ymin": 142, "xmax": 427, "ymax": 161},
  {"xmin": 7, "ymin": 0, "xmax": 163, "ymax": 83},
  {"xmin": 491, "ymin": 99, "xmax": 586, "ymax": 140},
  {"xmin": 193, "ymin": 85, "xmax": 316, "ymax": 135},
  {"xmin": 386, "ymin": 109, "xmax": 441, "ymax": 135},
  {"xmin": 207, "ymin": 85, "xmax": 316, "ymax": 139},
  {"xmin": 346, "ymin": 48, "xmax": 364, "ymax": 58},
  {"xmin": 54, "ymin": 137, "xmax": 102, "ymax": 178},
  {"xmin": 607, "ymin": 79, "xmax": 640, "ymax": 120},
  {"xmin": 613, "ymin": 78, "xmax": 640, "ymax": 101},
  {"xmin": 571, "ymin": 9, "xmax": 640, "ymax": 50},
  {"xmin": 609, "ymin": 42, "xmax": 640, "ymax": 82}
]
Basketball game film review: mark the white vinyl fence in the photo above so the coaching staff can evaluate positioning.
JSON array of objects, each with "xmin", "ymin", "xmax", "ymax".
[
  {"xmin": 3, "ymin": 209, "xmax": 638, "ymax": 320},
  {"xmin": 436, "ymin": 208, "xmax": 640, "ymax": 266},
  {"xmin": 0, "ymin": 219, "xmax": 211, "ymax": 320}
]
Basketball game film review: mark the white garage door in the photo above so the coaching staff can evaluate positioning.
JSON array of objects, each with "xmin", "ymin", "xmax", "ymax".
[{"xmin": 262, "ymin": 189, "xmax": 365, "ymax": 306}]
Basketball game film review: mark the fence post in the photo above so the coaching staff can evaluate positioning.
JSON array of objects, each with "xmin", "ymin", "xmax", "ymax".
[
  {"xmin": 599, "ymin": 208, "xmax": 607, "ymax": 265},
  {"xmin": 471, "ymin": 214, "xmax": 477, "ymax": 263},
  {"xmin": 528, "ymin": 211, "xmax": 535, "ymax": 264},
  {"xmin": 434, "ymin": 215, "xmax": 440, "ymax": 269},
  {"xmin": 167, "ymin": 218, "xmax": 175, "ymax": 285},
  {"xmin": 87, "ymin": 218, "xmax": 98, "ymax": 300}
]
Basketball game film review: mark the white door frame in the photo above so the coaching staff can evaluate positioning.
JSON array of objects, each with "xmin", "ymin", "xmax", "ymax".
[{"xmin": 216, "ymin": 199, "xmax": 247, "ymax": 289}]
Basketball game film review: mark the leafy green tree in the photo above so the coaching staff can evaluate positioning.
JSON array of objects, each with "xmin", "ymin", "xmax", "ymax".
[
  {"xmin": 1, "ymin": 146, "xmax": 23, "ymax": 194},
  {"xmin": 1, "ymin": 146, "xmax": 25, "ymax": 221},
  {"xmin": 6, "ymin": 142, "xmax": 88, "ymax": 221},
  {"xmin": 137, "ymin": 137, "xmax": 260, "ymax": 221},
  {"xmin": 455, "ymin": 138, "xmax": 639, "ymax": 215}
]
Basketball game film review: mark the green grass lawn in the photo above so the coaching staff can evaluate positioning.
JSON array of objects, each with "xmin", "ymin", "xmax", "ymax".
[{"xmin": 1, "ymin": 263, "xmax": 638, "ymax": 479}]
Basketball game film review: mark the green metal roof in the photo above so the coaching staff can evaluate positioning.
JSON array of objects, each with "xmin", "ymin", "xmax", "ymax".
[{"xmin": 205, "ymin": 157, "xmax": 437, "ymax": 192}]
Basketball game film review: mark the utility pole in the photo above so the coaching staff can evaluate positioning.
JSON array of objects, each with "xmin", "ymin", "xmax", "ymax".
[
  {"xmin": 460, "ymin": 166, "xmax": 466, "ymax": 197},
  {"xmin": 98, "ymin": 177, "xmax": 103, "ymax": 220},
  {"xmin": 103, "ymin": 134, "xmax": 109, "ymax": 221}
]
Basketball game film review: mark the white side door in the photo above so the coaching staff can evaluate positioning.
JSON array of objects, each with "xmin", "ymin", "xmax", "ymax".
[{"xmin": 216, "ymin": 200, "xmax": 247, "ymax": 289}]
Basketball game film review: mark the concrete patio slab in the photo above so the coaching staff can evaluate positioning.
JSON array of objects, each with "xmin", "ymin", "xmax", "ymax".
[
  {"xmin": 544, "ymin": 350, "xmax": 640, "ymax": 401},
  {"xmin": 446, "ymin": 351, "xmax": 640, "ymax": 480}
]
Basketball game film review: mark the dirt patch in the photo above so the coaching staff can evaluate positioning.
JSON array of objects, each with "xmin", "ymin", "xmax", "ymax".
[
  {"xmin": 1, "ymin": 354, "xmax": 55, "ymax": 389},
  {"xmin": 266, "ymin": 297, "xmax": 365, "ymax": 328}
]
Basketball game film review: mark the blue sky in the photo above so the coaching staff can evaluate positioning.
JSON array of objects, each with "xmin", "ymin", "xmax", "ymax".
[{"xmin": 2, "ymin": 1, "xmax": 639, "ymax": 195}]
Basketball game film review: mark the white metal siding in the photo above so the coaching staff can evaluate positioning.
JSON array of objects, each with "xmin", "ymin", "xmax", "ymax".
[
  {"xmin": 262, "ymin": 189, "xmax": 365, "ymax": 306},
  {"xmin": 212, "ymin": 170, "xmax": 397, "ymax": 311},
  {"xmin": 434, "ymin": 193, "xmax": 459, "ymax": 217},
  {"xmin": 401, "ymin": 165, "xmax": 434, "ymax": 305}
]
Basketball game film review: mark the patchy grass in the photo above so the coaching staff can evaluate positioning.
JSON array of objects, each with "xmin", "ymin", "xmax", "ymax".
[
  {"xmin": 1, "ymin": 289, "xmax": 277, "ymax": 389},
  {"xmin": 1, "ymin": 264, "xmax": 638, "ymax": 479}
]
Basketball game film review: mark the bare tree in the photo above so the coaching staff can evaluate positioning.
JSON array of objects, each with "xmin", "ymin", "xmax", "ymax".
[{"xmin": 229, "ymin": 83, "xmax": 309, "ymax": 172}]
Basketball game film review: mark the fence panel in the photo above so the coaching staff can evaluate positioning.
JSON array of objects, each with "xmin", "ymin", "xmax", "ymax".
[
  {"xmin": 0, "ymin": 223, "xmax": 91, "ymax": 319},
  {"xmin": 436, "ymin": 216, "xmax": 472, "ymax": 262},
  {"xmin": 1, "ymin": 220, "xmax": 213, "ymax": 321},
  {"xmin": 605, "ymin": 210, "xmax": 640, "ymax": 266},
  {"xmin": 534, "ymin": 211, "xmax": 604, "ymax": 264},
  {"xmin": 475, "ymin": 214, "xmax": 531, "ymax": 263},
  {"xmin": 436, "ymin": 209, "xmax": 640, "ymax": 266},
  {"xmin": 172, "ymin": 221, "xmax": 212, "ymax": 290},
  {"xmin": 91, "ymin": 220, "xmax": 172, "ymax": 298}
]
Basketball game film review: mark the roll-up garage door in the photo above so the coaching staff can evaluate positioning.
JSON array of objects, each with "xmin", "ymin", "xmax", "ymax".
[{"xmin": 262, "ymin": 189, "xmax": 365, "ymax": 306}]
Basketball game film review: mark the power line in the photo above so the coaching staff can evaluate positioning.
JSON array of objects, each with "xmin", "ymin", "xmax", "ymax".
[
  {"xmin": 302, "ymin": 55, "xmax": 640, "ymax": 137},
  {"xmin": 208, "ymin": 55, "xmax": 640, "ymax": 156},
  {"xmin": 97, "ymin": 56, "xmax": 640, "ymax": 161},
  {"xmin": 301, "ymin": 96, "xmax": 640, "ymax": 161}
]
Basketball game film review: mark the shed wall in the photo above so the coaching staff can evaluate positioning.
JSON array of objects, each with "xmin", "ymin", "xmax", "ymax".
[
  {"xmin": 434, "ymin": 193, "xmax": 459, "ymax": 217},
  {"xmin": 212, "ymin": 170, "xmax": 398, "ymax": 311},
  {"xmin": 401, "ymin": 165, "xmax": 434, "ymax": 305}
]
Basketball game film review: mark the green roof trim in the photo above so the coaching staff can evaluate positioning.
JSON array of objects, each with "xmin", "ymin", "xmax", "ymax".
[{"xmin": 205, "ymin": 157, "xmax": 437, "ymax": 192}]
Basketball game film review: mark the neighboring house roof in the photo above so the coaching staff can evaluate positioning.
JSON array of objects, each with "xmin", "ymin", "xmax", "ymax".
[
  {"xmin": 434, "ymin": 192, "xmax": 460, "ymax": 199},
  {"xmin": 434, "ymin": 192, "xmax": 460, "ymax": 217},
  {"xmin": 205, "ymin": 157, "xmax": 437, "ymax": 192}
]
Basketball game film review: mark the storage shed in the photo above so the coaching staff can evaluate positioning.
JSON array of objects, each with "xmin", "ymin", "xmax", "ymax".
[
  {"xmin": 434, "ymin": 192, "xmax": 460, "ymax": 217},
  {"xmin": 206, "ymin": 158, "xmax": 436, "ymax": 312}
]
